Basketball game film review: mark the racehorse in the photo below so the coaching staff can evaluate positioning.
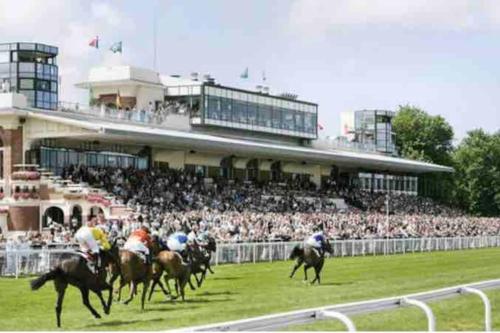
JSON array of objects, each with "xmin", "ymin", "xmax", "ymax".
[
  {"xmin": 289, "ymin": 239, "xmax": 333, "ymax": 284},
  {"xmin": 187, "ymin": 236, "xmax": 217, "ymax": 287},
  {"xmin": 148, "ymin": 249, "xmax": 194, "ymax": 301},
  {"xmin": 115, "ymin": 247, "xmax": 152, "ymax": 310},
  {"xmin": 30, "ymin": 241, "xmax": 120, "ymax": 327}
]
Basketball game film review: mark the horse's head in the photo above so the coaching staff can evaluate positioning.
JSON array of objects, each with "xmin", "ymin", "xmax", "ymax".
[
  {"xmin": 206, "ymin": 237, "xmax": 217, "ymax": 253},
  {"xmin": 150, "ymin": 236, "xmax": 163, "ymax": 256},
  {"xmin": 103, "ymin": 238, "xmax": 121, "ymax": 268},
  {"xmin": 323, "ymin": 239, "xmax": 334, "ymax": 256}
]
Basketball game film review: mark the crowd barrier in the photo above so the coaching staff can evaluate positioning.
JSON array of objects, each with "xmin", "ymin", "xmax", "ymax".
[{"xmin": 1, "ymin": 236, "xmax": 500, "ymax": 277}]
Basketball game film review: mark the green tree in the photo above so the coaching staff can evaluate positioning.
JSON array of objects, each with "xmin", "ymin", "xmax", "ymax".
[
  {"xmin": 453, "ymin": 129, "xmax": 500, "ymax": 216},
  {"xmin": 392, "ymin": 105, "xmax": 454, "ymax": 166}
]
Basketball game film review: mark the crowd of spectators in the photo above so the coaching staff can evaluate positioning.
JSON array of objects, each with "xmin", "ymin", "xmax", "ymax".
[
  {"xmin": 1, "ymin": 164, "xmax": 499, "ymax": 250},
  {"xmin": 52, "ymin": 165, "xmax": 500, "ymax": 243}
]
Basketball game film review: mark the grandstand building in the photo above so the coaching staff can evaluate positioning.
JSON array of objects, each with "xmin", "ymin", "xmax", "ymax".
[{"xmin": 0, "ymin": 42, "xmax": 453, "ymax": 233}]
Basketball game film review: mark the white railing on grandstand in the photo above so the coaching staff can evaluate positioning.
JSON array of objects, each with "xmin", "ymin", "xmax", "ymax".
[
  {"xmin": 57, "ymin": 101, "xmax": 196, "ymax": 128},
  {"xmin": 1, "ymin": 236, "xmax": 500, "ymax": 277}
]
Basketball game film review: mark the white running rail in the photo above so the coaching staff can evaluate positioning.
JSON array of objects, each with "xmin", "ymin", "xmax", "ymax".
[{"xmin": 167, "ymin": 279, "xmax": 500, "ymax": 332}]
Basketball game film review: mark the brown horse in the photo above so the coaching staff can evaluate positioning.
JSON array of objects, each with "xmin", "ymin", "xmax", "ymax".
[
  {"xmin": 116, "ymin": 249, "xmax": 152, "ymax": 310},
  {"xmin": 148, "ymin": 250, "xmax": 193, "ymax": 301},
  {"xmin": 30, "ymin": 241, "xmax": 120, "ymax": 327},
  {"xmin": 289, "ymin": 239, "xmax": 333, "ymax": 284}
]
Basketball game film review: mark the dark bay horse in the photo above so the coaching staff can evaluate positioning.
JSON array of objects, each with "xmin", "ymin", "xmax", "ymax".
[
  {"xmin": 187, "ymin": 237, "xmax": 217, "ymax": 287},
  {"xmin": 289, "ymin": 239, "xmax": 333, "ymax": 284},
  {"xmin": 30, "ymin": 241, "xmax": 120, "ymax": 327}
]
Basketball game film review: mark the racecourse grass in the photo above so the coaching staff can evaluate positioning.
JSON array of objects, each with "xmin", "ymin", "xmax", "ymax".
[{"xmin": 1, "ymin": 247, "xmax": 500, "ymax": 331}]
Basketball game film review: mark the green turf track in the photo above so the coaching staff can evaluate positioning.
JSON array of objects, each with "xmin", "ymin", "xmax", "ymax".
[{"xmin": 1, "ymin": 247, "xmax": 500, "ymax": 331}]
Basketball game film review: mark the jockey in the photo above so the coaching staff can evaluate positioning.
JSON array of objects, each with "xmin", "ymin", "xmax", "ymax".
[
  {"xmin": 167, "ymin": 231, "xmax": 189, "ymax": 259},
  {"xmin": 196, "ymin": 230, "xmax": 210, "ymax": 247},
  {"xmin": 74, "ymin": 217, "xmax": 110, "ymax": 273},
  {"xmin": 305, "ymin": 230, "xmax": 326, "ymax": 256},
  {"xmin": 123, "ymin": 225, "xmax": 152, "ymax": 264}
]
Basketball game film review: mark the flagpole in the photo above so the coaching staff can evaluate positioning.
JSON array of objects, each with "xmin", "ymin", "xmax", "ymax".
[{"xmin": 153, "ymin": 4, "xmax": 158, "ymax": 71}]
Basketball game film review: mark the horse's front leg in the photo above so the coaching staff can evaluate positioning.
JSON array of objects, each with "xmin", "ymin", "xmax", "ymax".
[
  {"xmin": 290, "ymin": 258, "xmax": 303, "ymax": 278},
  {"xmin": 94, "ymin": 288, "xmax": 110, "ymax": 315},
  {"xmin": 79, "ymin": 287, "xmax": 101, "ymax": 319},
  {"xmin": 141, "ymin": 280, "xmax": 150, "ymax": 311},
  {"xmin": 123, "ymin": 281, "xmax": 136, "ymax": 305},
  {"xmin": 303, "ymin": 264, "xmax": 310, "ymax": 282}
]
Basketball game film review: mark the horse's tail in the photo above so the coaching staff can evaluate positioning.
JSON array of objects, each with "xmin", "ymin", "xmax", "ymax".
[
  {"xmin": 30, "ymin": 267, "xmax": 63, "ymax": 291},
  {"xmin": 289, "ymin": 245, "xmax": 303, "ymax": 260}
]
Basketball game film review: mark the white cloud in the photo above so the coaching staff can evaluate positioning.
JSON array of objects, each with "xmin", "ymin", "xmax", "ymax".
[
  {"xmin": 288, "ymin": 0, "xmax": 500, "ymax": 36},
  {"xmin": 0, "ymin": 0, "xmax": 132, "ymax": 104}
]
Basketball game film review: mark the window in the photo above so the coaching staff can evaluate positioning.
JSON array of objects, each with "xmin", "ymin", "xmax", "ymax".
[
  {"xmin": 19, "ymin": 62, "xmax": 35, "ymax": 73},
  {"xmin": 20, "ymin": 79, "xmax": 34, "ymax": 89},
  {"xmin": 0, "ymin": 52, "xmax": 9, "ymax": 63},
  {"xmin": 272, "ymin": 107, "xmax": 282, "ymax": 129},
  {"xmin": 283, "ymin": 109, "xmax": 295, "ymax": 131},
  {"xmin": 36, "ymin": 79, "xmax": 50, "ymax": 91}
]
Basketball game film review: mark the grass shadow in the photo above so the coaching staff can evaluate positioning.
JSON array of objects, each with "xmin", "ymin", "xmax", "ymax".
[
  {"xmin": 318, "ymin": 281, "xmax": 355, "ymax": 286},
  {"xmin": 84, "ymin": 317, "xmax": 165, "ymax": 328},
  {"xmin": 196, "ymin": 290, "xmax": 238, "ymax": 297},
  {"xmin": 212, "ymin": 276, "xmax": 241, "ymax": 281},
  {"xmin": 181, "ymin": 298, "xmax": 234, "ymax": 304}
]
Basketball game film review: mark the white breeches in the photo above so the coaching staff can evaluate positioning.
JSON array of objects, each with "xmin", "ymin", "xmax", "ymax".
[
  {"xmin": 305, "ymin": 237, "xmax": 321, "ymax": 249},
  {"xmin": 124, "ymin": 239, "xmax": 149, "ymax": 255},
  {"xmin": 167, "ymin": 238, "xmax": 186, "ymax": 252},
  {"xmin": 75, "ymin": 227, "xmax": 99, "ymax": 254}
]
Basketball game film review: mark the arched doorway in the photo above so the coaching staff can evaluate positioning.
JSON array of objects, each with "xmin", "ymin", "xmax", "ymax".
[
  {"xmin": 89, "ymin": 206, "xmax": 104, "ymax": 220},
  {"xmin": 70, "ymin": 205, "xmax": 82, "ymax": 230},
  {"xmin": 42, "ymin": 206, "xmax": 64, "ymax": 228}
]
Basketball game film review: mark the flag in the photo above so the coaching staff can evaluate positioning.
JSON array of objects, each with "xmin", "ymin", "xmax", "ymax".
[
  {"xmin": 110, "ymin": 41, "xmax": 123, "ymax": 53},
  {"xmin": 262, "ymin": 70, "xmax": 267, "ymax": 82},
  {"xmin": 318, "ymin": 123, "xmax": 324, "ymax": 130},
  {"xmin": 89, "ymin": 36, "xmax": 99, "ymax": 49},
  {"xmin": 240, "ymin": 67, "xmax": 249, "ymax": 79},
  {"xmin": 343, "ymin": 123, "xmax": 349, "ymax": 134}
]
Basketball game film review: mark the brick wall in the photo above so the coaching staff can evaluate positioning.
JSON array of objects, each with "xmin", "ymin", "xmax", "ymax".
[
  {"xmin": 7, "ymin": 206, "xmax": 39, "ymax": 231},
  {"xmin": 0, "ymin": 127, "xmax": 23, "ymax": 180}
]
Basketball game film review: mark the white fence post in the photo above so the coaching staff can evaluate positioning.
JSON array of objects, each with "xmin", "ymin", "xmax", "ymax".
[
  {"xmin": 253, "ymin": 243, "xmax": 256, "ymax": 264},
  {"xmin": 320, "ymin": 310, "xmax": 357, "ymax": 332},
  {"xmin": 460, "ymin": 287, "xmax": 492, "ymax": 332},
  {"xmin": 401, "ymin": 298, "xmax": 436, "ymax": 331}
]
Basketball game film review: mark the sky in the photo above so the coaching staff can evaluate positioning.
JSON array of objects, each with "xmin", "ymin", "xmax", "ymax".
[{"xmin": 1, "ymin": 0, "xmax": 500, "ymax": 142}]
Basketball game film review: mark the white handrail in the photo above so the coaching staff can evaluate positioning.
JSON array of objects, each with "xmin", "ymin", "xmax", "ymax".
[
  {"xmin": 400, "ymin": 297, "xmax": 435, "ymax": 332},
  {"xmin": 460, "ymin": 287, "xmax": 492, "ymax": 331},
  {"xmin": 320, "ymin": 310, "xmax": 356, "ymax": 332}
]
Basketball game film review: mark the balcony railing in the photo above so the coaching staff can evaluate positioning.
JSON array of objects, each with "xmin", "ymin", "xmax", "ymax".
[
  {"xmin": 57, "ymin": 101, "xmax": 200, "ymax": 129},
  {"xmin": 314, "ymin": 137, "xmax": 399, "ymax": 156}
]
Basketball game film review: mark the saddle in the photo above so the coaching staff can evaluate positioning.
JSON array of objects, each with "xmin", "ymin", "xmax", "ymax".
[{"xmin": 76, "ymin": 250, "xmax": 99, "ymax": 274}]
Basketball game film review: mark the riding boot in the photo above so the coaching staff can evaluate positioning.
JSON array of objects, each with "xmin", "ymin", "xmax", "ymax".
[{"xmin": 146, "ymin": 253, "xmax": 152, "ymax": 265}]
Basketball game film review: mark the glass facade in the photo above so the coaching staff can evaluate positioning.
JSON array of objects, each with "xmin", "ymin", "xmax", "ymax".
[
  {"xmin": 358, "ymin": 172, "xmax": 418, "ymax": 195},
  {"xmin": 0, "ymin": 42, "xmax": 58, "ymax": 110},
  {"xmin": 27, "ymin": 147, "xmax": 148, "ymax": 175},
  {"xmin": 202, "ymin": 85, "xmax": 317, "ymax": 138},
  {"xmin": 354, "ymin": 110, "xmax": 396, "ymax": 155}
]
